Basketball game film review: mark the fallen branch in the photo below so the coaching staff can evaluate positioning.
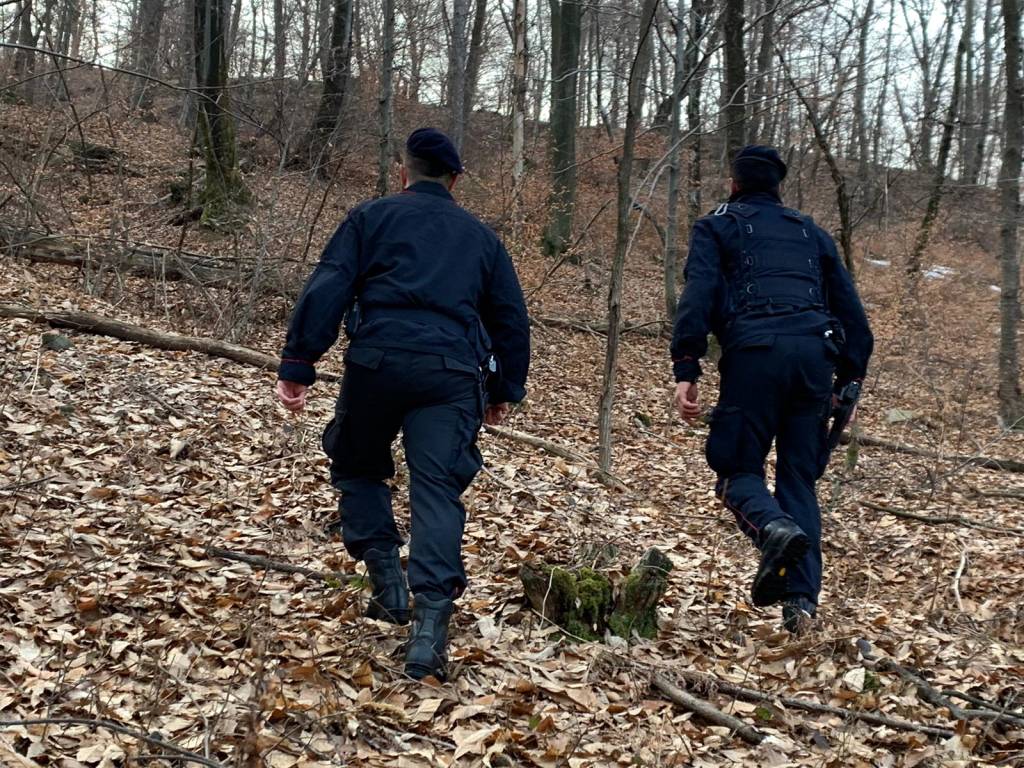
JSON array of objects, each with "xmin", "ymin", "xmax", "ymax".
[
  {"xmin": 873, "ymin": 659, "xmax": 1024, "ymax": 728},
  {"xmin": 483, "ymin": 424, "xmax": 629, "ymax": 490},
  {"xmin": 0, "ymin": 717, "xmax": 223, "ymax": 767},
  {"xmin": 843, "ymin": 433, "xmax": 1024, "ymax": 474},
  {"xmin": 673, "ymin": 670, "xmax": 956, "ymax": 739},
  {"xmin": 652, "ymin": 675, "xmax": 765, "ymax": 745},
  {"xmin": 860, "ymin": 500, "xmax": 1024, "ymax": 536},
  {"xmin": 206, "ymin": 546, "xmax": 354, "ymax": 584},
  {"xmin": 532, "ymin": 314, "xmax": 666, "ymax": 338},
  {"xmin": 0, "ymin": 302, "xmax": 340, "ymax": 382}
]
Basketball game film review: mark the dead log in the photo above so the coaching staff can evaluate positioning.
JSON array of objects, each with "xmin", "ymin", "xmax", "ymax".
[
  {"xmin": 0, "ymin": 302, "xmax": 342, "ymax": 381},
  {"xmin": 608, "ymin": 547, "xmax": 672, "ymax": 639},
  {"xmin": 1, "ymin": 226, "xmax": 245, "ymax": 286},
  {"xmin": 652, "ymin": 675, "xmax": 765, "ymax": 745}
]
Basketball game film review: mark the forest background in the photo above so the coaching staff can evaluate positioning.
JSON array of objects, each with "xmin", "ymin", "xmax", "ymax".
[{"xmin": 3, "ymin": 0, "xmax": 1024, "ymax": 765}]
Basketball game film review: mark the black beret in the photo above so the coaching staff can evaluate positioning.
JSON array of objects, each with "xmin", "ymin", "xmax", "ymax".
[
  {"xmin": 406, "ymin": 128, "xmax": 464, "ymax": 174},
  {"xmin": 732, "ymin": 145, "xmax": 788, "ymax": 187}
]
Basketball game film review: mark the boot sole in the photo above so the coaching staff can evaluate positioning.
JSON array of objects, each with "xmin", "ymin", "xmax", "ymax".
[
  {"xmin": 405, "ymin": 662, "xmax": 446, "ymax": 682},
  {"xmin": 366, "ymin": 601, "xmax": 410, "ymax": 626},
  {"xmin": 751, "ymin": 530, "xmax": 809, "ymax": 607}
]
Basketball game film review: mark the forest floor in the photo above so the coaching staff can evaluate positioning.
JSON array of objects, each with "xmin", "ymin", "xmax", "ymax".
[{"xmin": 3, "ymin": 104, "xmax": 1024, "ymax": 767}]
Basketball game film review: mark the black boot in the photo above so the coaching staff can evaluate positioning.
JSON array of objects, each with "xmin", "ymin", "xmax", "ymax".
[
  {"xmin": 362, "ymin": 547, "xmax": 410, "ymax": 625},
  {"xmin": 404, "ymin": 594, "xmax": 454, "ymax": 681},
  {"xmin": 782, "ymin": 595, "xmax": 817, "ymax": 635},
  {"xmin": 751, "ymin": 518, "xmax": 809, "ymax": 607}
]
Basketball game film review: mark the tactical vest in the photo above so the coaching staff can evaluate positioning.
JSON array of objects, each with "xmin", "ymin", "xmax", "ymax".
[{"xmin": 713, "ymin": 201, "xmax": 826, "ymax": 317}]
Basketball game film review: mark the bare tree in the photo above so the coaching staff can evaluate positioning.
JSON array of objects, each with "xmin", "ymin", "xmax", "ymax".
[
  {"xmin": 541, "ymin": 0, "xmax": 583, "ymax": 258},
  {"xmin": 597, "ymin": 0, "xmax": 659, "ymax": 472},
  {"xmin": 194, "ymin": 0, "xmax": 249, "ymax": 222},
  {"xmin": 448, "ymin": 0, "xmax": 470, "ymax": 150},
  {"xmin": 721, "ymin": 0, "xmax": 746, "ymax": 161},
  {"xmin": 376, "ymin": 0, "xmax": 395, "ymax": 197},
  {"xmin": 998, "ymin": 0, "xmax": 1024, "ymax": 426}
]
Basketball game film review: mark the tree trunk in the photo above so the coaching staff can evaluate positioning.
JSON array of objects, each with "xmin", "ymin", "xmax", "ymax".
[
  {"xmin": 998, "ymin": 0, "xmax": 1024, "ymax": 427},
  {"xmin": 747, "ymin": 0, "xmax": 774, "ymax": 141},
  {"xmin": 687, "ymin": 0, "xmax": 712, "ymax": 228},
  {"xmin": 905, "ymin": 30, "xmax": 966, "ymax": 306},
  {"xmin": 130, "ymin": 0, "xmax": 165, "ymax": 109},
  {"xmin": 540, "ymin": 0, "xmax": 583, "ymax": 258},
  {"xmin": 663, "ymin": 0, "xmax": 686, "ymax": 321},
  {"xmin": 463, "ymin": 0, "xmax": 487, "ymax": 136},
  {"xmin": 971, "ymin": 0, "xmax": 998, "ymax": 184},
  {"xmin": 296, "ymin": 0, "xmax": 354, "ymax": 172},
  {"xmin": 376, "ymin": 0, "xmax": 395, "ymax": 197},
  {"xmin": 511, "ymin": 0, "xmax": 528, "ymax": 215},
  {"xmin": 448, "ymin": 0, "xmax": 470, "ymax": 151},
  {"xmin": 721, "ymin": 0, "xmax": 747, "ymax": 162},
  {"xmin": 273, "ymin": 0, "xmax": 286, "ymax": 126},
  {"xmin": 194, "ymin": 0, "xmax": 249, "ymax": 223},
  {"xmin": 852, "ymin": 0, "xmax": 874, "ymax": 178},
  {"xmin": 597, "ymin": 0, "xmax": 657, "ymax": 472}
]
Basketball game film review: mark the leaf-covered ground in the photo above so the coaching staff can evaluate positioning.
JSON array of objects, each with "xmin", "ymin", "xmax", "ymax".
[{"xmin": 3, "ymin": 102, "xmax": 1024, "ymax": 767}]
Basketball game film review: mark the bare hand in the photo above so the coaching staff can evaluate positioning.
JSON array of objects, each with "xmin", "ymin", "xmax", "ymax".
[
  {"xmin": 675, "ymin": 381, "xmax": 700, "ymax": 423},
  {"xmin": 276, "ymin": 379, "xmax": 309, "ymax": 413},
  {"xmin": 484, "ymin": 403, "xmax": 510, "ymax": 426}
]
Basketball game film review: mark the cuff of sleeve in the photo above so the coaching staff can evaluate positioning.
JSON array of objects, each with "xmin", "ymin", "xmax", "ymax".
[
  {"xmin": 278, "ymin": 359, "xmax": 316, "ymax": 386},
  {"xmin": 673, "ymin": 359, "xmax": 702, "ymax": 383},
  {"xmin": 488, "ymin": 379, "xmax": 526, "ymax": 404}
]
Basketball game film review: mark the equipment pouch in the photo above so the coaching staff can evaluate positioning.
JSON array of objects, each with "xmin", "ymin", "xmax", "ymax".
[{"xmin": 343, "ymin": 299, "xmax": 361, "ymax": 339}]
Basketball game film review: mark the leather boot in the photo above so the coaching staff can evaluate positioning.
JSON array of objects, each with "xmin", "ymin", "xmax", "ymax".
[
  {"xmin": 363, "ymin": 547, "xmax": 410, "ymax": 625},
  {"xmin": 751, "ymin": 518, "xmax": 809, "ymax": 607},
  {"xmin": 404, "ymin": 594, "xmax": 455, "ymax": 681},
  {"xmin": 782, "ymin": 595, "xmax": 817, "ymax": 635}
]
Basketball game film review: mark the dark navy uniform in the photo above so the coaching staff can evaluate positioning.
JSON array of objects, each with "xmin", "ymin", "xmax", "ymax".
[
  {"xmin": 671, "ymin": 186, "xmax": 873, "ymax": 607},
  {"xmin": 279, "ymin": 180, "xmax": 530, "ymax": 601}
]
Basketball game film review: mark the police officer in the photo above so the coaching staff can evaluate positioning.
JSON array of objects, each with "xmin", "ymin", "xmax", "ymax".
[
  {"xmin": 671, "ymin": 145, "xmax": 873, "ymax": 633},
  {"xmin": 276, "ymin": 128, "xmax": 530, "ymax": 679}
]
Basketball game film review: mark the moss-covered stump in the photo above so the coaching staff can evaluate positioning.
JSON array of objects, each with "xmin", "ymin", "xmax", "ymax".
[
  {"xmin": 608, "ymin": 548, "xmax": 673, "ymax": 639},
  {"xmin": 520, "ymin": 563, "xmax": 613, "ymax": 641},
  {"xmin": 520, "ymin": 547, "xmax": 672, "ymax": 642}
]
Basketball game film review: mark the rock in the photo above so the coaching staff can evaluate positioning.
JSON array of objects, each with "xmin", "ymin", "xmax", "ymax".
[{"xmin": 42, "ymin": 332, "xmax": 73, "ymax": 352}]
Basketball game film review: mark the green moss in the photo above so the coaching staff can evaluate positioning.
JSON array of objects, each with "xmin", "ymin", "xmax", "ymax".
[{"xmin": 607, "ymin": 560, "xmax": 668, "ymax": 640}]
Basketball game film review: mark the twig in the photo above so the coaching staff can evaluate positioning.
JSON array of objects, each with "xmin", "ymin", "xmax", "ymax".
[
  {"xmin": 652, "ymin": 675, "xmax": 765, "ymax": 745},
  {"xmin": 483, "ymin": 424, "xmax": 629, "ymax": 491},
  {"xmin": 951, "ymin": 547, "xmax": 967, "ymax": 612},
  {"xmin": 843, "ymin": 433, "xmax": 1024, "ymax": 474},
  {"xmin": 206, "ymin": 546, "xmax": 355, "ymax": 584},
  {"xmin": 532, "ymin": 314, "xmax": 666, "ymax": 338},
  {"xmin": 0, "ymin": 718, "xmax": 224, "ymax": 767},
  {"xmin": 860, "ymin": 500, "xmax": 1024, "ymax": 536},
  {"xmin": 0, "ymin": 475, "xmax": 55, "ymax": 492}
]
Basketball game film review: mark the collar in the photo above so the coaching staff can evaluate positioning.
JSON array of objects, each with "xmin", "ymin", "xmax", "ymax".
[
  {"xmin": 404, "ymin": 180, "xmax": 455, "ymax": 200},
  {"xmin": 728, "ymin": 189, "xmax": 782, "ymax": 205}
]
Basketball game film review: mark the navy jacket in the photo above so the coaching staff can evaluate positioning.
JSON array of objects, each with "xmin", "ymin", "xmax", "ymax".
[
  {"xmin": 279, "ymin": 181, "xmax": 530, "ymax": 403},
  {"xmin": 671, "ymin": 191, "xmax": 873, "ymax": 385}
]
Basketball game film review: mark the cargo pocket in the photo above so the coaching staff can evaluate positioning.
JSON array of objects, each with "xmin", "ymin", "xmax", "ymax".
[
  {"xmin": 705, "ymin": 405, "xmax": 745, "ymax": 477},
  {"xmin": 815, "ymin": 399, "xmax": 832, "ymax": 479},
  {"xmin": 448, "ymin": 406, "xmax": 484, "ymax": 494},
  {"xmin": 321, "ymin": 410, "xmax": 343, "ymax": 459}
]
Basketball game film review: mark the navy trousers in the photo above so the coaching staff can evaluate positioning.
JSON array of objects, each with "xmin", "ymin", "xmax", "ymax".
[
  {"xmin": 706, "ymin": 334, "xmax": 835, "ymax": 603},
  {"xmin": 322, "ymin": 346, "xmax": 483, "ymax": 600}
]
